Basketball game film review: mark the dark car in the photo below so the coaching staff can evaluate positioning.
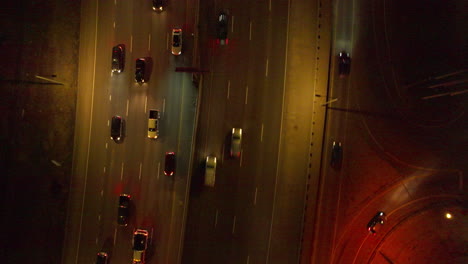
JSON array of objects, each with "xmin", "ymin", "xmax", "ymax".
[
  {"xmin": 367, "ymin": 211, "xmax": 386, "ymax": 234},
  {"xmin": 338, "ymin": 51, "xmax": 351, "ymax": 77},
  {"xmin": 152, "ymin": 0, "xmax": 165, "ymax": 12},
  {"xmin": 216, "ymin": 12, "xmax": 228, "ymax": 45},
  {"xmin": 111, "ymin": 44, "xmax": 125, "ymax": 73},
  {"xmin": 135, "ymin": 57, "xmax": 150, "ymax": 83},
  {"xmin": 117, "ymin": 194, "xmax": 131, "ymax": 226},
  {"xmin": 133, "ymin": 229, "xmax": 149, "ymax": 263},
  {"xmin": 330, "ymin": 141, "xmax": 343, "ymax": 168},
  {"xmin": 164, "ymin": 152, "xmax": 176, "ymax": 176},
  {"xmin": 96, "ymin": 252, "xmax": 108, "ymax": 264},
  {"xmin": 110, "ymin": 115, "xmax": 124, "ymax": 143}
]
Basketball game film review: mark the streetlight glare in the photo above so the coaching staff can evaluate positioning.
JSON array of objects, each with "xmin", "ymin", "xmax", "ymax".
[{"xmin": 445, "ymin": 213, "xmax": 452, "ymax": 219}]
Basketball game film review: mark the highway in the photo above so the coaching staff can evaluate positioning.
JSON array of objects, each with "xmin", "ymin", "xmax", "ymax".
[
  {"xmin": 63, "ymin": 0, "xmax": 199, "ymax": 263},
  {"xmin": 60, "ymin": 0, "xmax": 467, "ymax": 263}
]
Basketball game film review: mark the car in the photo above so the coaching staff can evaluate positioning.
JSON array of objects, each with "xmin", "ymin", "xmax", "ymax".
[
  {"xmin": 111, "ymin": 44, "xmax": 125, "ymax": 73},
  {"xmin": 171, "ymin": 28, "xmax": 182, "ymax": 55},
  {"xmin": 338, "ymin": 51, "xmax": 351, "ymax": 77},
  {"xmin": 147, "ymin": 109, "xmax": 159, "ymax": 139},
  {"xmin": 132, "ymin": 229, "xmax": 149, "ymax": 263},
  {"xmin": 164, "ymin": 152, "xmax": 176, "ymax": 176},
  {"xmin": 230, "ymin": 128, "xmax": 242, "ymax": 157},
  {"xmin": 204, "ymin": 156, "xmax": 217, "ymax": 187},
  {"xmin": 117, "ymin": 194, "xmax": 131, "ymax": 226},
  {"xmin": 110, "ymin": 115, "xmax": 124, "ymax": 143},
  {"xmin": 330, "ymin": 141, "xmax": 343, "ymax": 168},
  {"xmin": 152, "ymin": 0, "xmax": 164, "ymax": 12},
  {"xmin": 367, "ymin": 211, "xmax": 386, "ymax": 235},
  {"xmin": 216, "ymin": 12, "xmax": 228, "ymax": 45},
  {"xmin": 135, "ymin": 57, "xmax": 150, "ymax": 83},
  {"xmin": 96, "ymin": 252, "xmax": 108, "ymax": 264}
]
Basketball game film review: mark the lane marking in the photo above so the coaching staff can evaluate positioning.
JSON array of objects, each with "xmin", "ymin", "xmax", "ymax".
[
  {"xmin": 214, "ymin": 210, "xmax": 218, "ymax": 228},
  {"xmin": 254, "ymin": 187, "xmax": 258, "ymax": 205},
  {"xmin": 105, "ymin": 142, "xmax": 108, "ymax": 149},
  {"xmin": 265, "ymin": 0, "xmax": 291, "ymax": 261},
  {"xmin": 269, "ymin": 0, "xmax": 272, "ymax": 11},
  {"xmin": 260, "ymin": 123, "xmax": 264, "ymax": 142},
  {"xmin": 157, "ymin": 162, "xmax": 160, "ymax": 180},
  {"xmin": 245, "ymin": 86, "xmax": 249, "ymax": 105},
  {"xmin": 103, "ymin": 166, "xmax": 106, "ymax": 173},
  {"xmin": 240, "ymin": 150, "xmax": 243, "ymax": 167},
  {"xmin": 148, "ymin": 34, "xmax": 151, "ymax": 51},
  {"xmin": 144, "ymin": 96, "xmax": 148, "ymax": 113},
  {"xmin": 138, "ymin": 162, "xmax": 142, "ymax": 180},
  {"xmin": 109, "ymin": 94, "xmax": 111, "ymax": 101},
  {"xmin": 163, "ymin": 98, "xmax": 166, "ymax": 115},
  {"xmin": 107, "ymin": 119, "xmax": 110, "ymax": 126},
  {"xmin": 95, "ymin": 237, "xmax": 98, "ymax": 245},
  {"xmin": 232, "ymin": 215, "xmax": 236, "ymax": 234},
  {"xmin": 247, "ymin": 255, "xmax": 250, "ymax": 264},
  {"xmin": 227, "ymin": 80, "xmax": 230, "ymax": 99},
  {"xmin": 113, "ymin": 21, "xmax": 115, "ymax": 29},
  {"xmin": 113, "ymin": 227, "xmax": 117, "ymax": 245},
  {"xmin": 166, "ymin": 32, "xmax": 169, "ymax": 50},
  {"xmin": 75, "ymin": 2, "xmax": 100, "ymax": 261},
  {"xmin": 120, "ymin": 162, "xmax": 124, "ymax": 180},
  {"xmin": 21, "ymin": 109, "xmax": 25, "ymax": 119},
  {"xmin": 249, "ymin": 21, "xmax": 252, "ymax": 40},
  {"xmin": 126, "ymin": 99, "xmax": 129, "ymax": 117},
  {"xmin": 265, "ymin": 58, "xmax": 269, "ymax": 77},
  {"xmin": 100, "ymin": 189, "xmax": 103, "ymax": 197},
  {"xmin": 98, "ymin": 214, "xmax": 101, "ymax": 221},
  {"xmin": 130, "ymin": 35, "xmax": 133, "ymax": 53}
]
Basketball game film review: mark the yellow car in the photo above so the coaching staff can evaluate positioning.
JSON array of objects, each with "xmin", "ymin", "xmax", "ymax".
[{"xmin": 148, "ymin": 110, "xmax": 159, "ymax": 139}]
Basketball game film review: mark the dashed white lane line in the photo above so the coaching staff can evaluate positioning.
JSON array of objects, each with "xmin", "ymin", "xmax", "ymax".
[
  {"xmin": 144, "ymin": 96, "xmax": 147, "ymax": 113},
  {"xmin": 126, "ymin": 99, "xmax": 129, "ymax": 117},
  {"xmin": 245, "ymin": 86, "xmax": 249, "ymax": 105},
  {"xmin": 265, "ymin": 58, "xmax": 269, "ymax": 77},
  {"xmin": 157, "ymin": 162, "xmax": 160, "ymax": 180},
  {"xmin": 105, "ymin": 142, "xmax": 108, "ymax": 149},
  {"xmin": 254, "ymin": 187, "xmax": 258, "ymax": 205},
  {"xmin": 246, "ymin": 255, "xmax": 250, "ymax": 264},
  {"xmin": 98, "ymin": 214, "xmax": 101, "ymax": 221},
  {"xmin": 95, "ymin": 237, "xmax": 98, "ymax": 245},
  {"xmin": 107, "ymin": 119, "xmax": 110, "ymax": 126},
  {"xmin": 109, "ymin": 94, "xmax": 111, "ymax": 101},
  {"xmin": 103, "ymin": 166, "xmax": 106, "ymax": 173},
  {"xmin": 130, "ymin": 35, "xmax": 133, "ymax": 53},
  {"xmin": 148, "ymin": 34, "xmax": 151, "ymax": 51},
  {"xmin": 249, "ymin": 21, "xmax": 252, "ymax": 40},
  {"xmin": 138, "ymin": 162, "xmax": 142, "ymax": 180},
  {"xmin": 120, "ymin": 162, "xmax": 124, "ymax": 180},
  {"xmin": 232, "ymin": 215, "xmax": 237, "ymax": 234},
  {"xmin": 227, "ymin": 80, "xmax": 231, "ymax": 99},
  {"xmin": 113, "ymin": 227, "xmax": 117, "ymax": 245},
  {"xmin": 113, "ymin": 21, "xmax": 115, "ymax": 29},
  {"xmin": 100, "ymin": 189, "xmax": 103, "ymax": 197},
  {"xmin": 260, "ymin": 123, "xmax": 264, "ymax": 142}
]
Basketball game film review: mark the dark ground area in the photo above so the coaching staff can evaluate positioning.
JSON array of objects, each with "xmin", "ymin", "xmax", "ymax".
[{"xmin": 0, "ymin": 0, "xmax": 80, "ymax": 263}]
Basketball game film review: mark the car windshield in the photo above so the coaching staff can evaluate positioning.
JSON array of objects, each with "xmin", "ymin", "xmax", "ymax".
[
  {"xmin": 134, "ymin": 234, "xmax": 146, "ymax": 250},
  {"xmin": 173, "ymin": 35, "xmax": 180, "ymax": 46}
]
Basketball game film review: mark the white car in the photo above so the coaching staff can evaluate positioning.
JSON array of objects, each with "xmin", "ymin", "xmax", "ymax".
[
  {"xmin": 230, "ymin": 128, "xmax": 242, "ymax": 157},
  {"xmin": 148, "ymin": 110, "xmax": 159, "ymax": 139},
  {"xmin": 204, "ymin": 156, "xmax": 217, "ymax": 187},
  {"xmin": 171, "ymin": 28, "xmax": 182, "ymax": 55}
]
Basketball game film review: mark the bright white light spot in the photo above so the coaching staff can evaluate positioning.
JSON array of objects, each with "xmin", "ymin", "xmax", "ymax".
[{"xmin": 445, "ymin": 213, "xmax": 452, "ymax": 219}]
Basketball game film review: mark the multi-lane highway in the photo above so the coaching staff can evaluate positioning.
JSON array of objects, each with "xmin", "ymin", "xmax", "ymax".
[
  {"xmin": 61, "ymin": 0, "xmax": 466, "ymax": 263},
  {"xmin": 63, "ymin": 0, "xmax": 199, "ymax": 263}
]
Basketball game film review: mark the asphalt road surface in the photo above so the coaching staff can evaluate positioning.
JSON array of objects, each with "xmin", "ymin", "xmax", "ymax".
[{"xmin": 62, "ymin": 0, "xmax": 199, "ymax": 263}]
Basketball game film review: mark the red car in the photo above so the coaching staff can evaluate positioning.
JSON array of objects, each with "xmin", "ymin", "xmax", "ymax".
[{"xmin": 164, "ymin": 152, "xmax": 176, "ymax": 176}]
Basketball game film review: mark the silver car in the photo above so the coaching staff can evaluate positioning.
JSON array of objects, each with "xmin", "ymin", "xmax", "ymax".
[
  {"xmin": 204, "ymin": 156, "xmax": 217, "ymax": 187},
  {"xmin": 230, "ymin": 128, "xmax": 242, "ymax": 157}
]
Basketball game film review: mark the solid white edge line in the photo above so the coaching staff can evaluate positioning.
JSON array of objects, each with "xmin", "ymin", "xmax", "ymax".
[
  {"xmin": 265, "ymin": 0, "xmax": 291, "ymax": 262},
  {"xmin": 144, "ymin": 96, "xmax": 147, "ymax": 113},
  {"xmin": 130, "ymin": 35, "xmax": 133, "ymax": 53},
  {"xmin": 74, "ymin": 1, "xmax": 99, "ymax": 262}
]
